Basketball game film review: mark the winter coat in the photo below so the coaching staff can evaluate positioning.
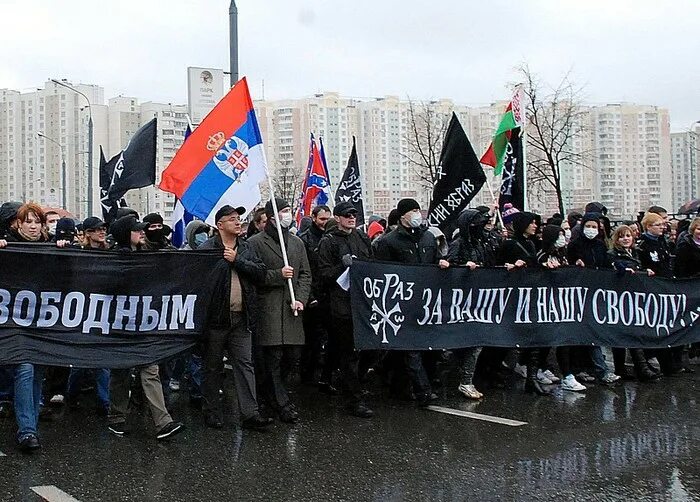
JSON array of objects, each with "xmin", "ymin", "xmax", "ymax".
[
  {"xmin": 374, "ymin": 224, "xmax": 439, "ymax": 264},
  {"xmin": 3, "ymin": 227, "xmax": 49, "ymax": 243},
  {"xmin": 495, "ymin": 212, "xmax": 539, "ymax": 267},
  {"xmin": 317, "ymin": 227, "xmax": 372, "ymax": 319},
  {"xmin": 673, "ymin": 234, "xmax": 700, "ymax": 278},
  {"xmin": 199, "ymin": 234, "xmax": 266, "ymax": 331},
  {"xmin": 183, "ymin": 220, "xmax": 210, "ymax": 250},
  {"xmin": 447, "ymin": 209, "xmax": 494, "ymax": 266},
  {"xmin": 298, "ymin": 223, "xmax": 326, "ymax": 303},
  {"xmin": 567, "ymin": 236, "xmax": 610, "ymax": 269},
  {"xmin": 637, "ymin": 233, "xmax": 672, "ymax": 278},
  {"xmin": 247, "ymin": 225, "xmax": 312, "ymax": 346},
  {"xmin": 607, "ymin": 247, "xmax": 644, "ymax": 275}
]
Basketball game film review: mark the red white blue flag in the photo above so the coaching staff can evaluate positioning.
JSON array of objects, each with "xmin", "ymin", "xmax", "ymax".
[
  {"xmin": 159, "ymin": 77, "xmax": 266, "ymax": 225},
  {"xmin": 296, "ymin": 134, "xmax": 331, "ymax": 225}
]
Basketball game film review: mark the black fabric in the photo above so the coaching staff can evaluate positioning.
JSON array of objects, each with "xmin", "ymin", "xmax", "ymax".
[
  {"xmin": 674, "ymin": 234, "xmax": 700, "ymax": 278},
  {"xmin": 0, "ymin": 245, "xmax": 223, "ymax": 368},
  {"xmin": 299, "ymin": 223, "xmax": 326, "ymax": 302},
  {"xmin": 637, "ymin": 233, "xmax": 672, "ymax": 278},
  {"xmin": 374, "ymin": 224, "xmax": 439, "ymax": 265},
  {"xmin": 426, "ymin": 113, "xmax": 486, "ymax": 234},
  {"xmin": 335, "ymin": 137, "xmax": 365, "ymax": 225},
  {"xmin": 349, "ymin": 259, "xmax": 700, "ymax": 350},
  {"xmin": 498, "ymin": 128, "xmax": 524, "ymax": 211},
  {"xmin": 447, "ymin": 210, "xmax": 494, "ymax": 266},
  {"xmin": 567, "ymin": 235, "xmax": 610, "ymax": 269}
]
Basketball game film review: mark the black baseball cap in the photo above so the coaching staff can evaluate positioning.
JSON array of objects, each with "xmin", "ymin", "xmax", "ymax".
[
  {"xmin": 333, "ymin": 202, "xmax": 358, "ymax": 217},
  {"xmin": 215, "ymin": 205, "xmax": 246, "ymax": 223},
  {"xmin": 83, "ymin": 216, "xmax": 106, "ymax": 231}
]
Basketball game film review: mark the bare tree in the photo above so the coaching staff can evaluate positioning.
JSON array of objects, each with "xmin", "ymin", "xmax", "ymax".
[
  {"xmin": 267, "ymin": 161, "xmax": 304, "ymax": 210},
  {"xmin": 518, "ymin": 64, "xmax": 594, "ymax": 216},
  {"xmin": 401, "ymin": 99, "xmax": 451, "ymax": 198}
]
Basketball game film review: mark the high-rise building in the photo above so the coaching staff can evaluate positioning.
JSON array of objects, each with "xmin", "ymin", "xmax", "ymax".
[{"xmin": 670, "ymin": 126, "xmax": 700, "ymax": 212}]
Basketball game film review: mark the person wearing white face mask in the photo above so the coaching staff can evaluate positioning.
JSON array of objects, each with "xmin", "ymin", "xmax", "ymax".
[
  {"xmin": 248, "ymin": 198, "xmax": 312, "ymax": 424},
  {"xmin": 375, "ymin": 198, "xmax": 448, "ymax": 407}
]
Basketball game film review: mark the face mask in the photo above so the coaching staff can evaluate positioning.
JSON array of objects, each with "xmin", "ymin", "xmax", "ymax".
[
  {"xmin": 279, "ymin": 212, "xmax": 293, "ymax": 228},
  {"xmin": 408, "ymin": 213, "xmax": 422, "ymax": 228},
  {"xmin": 145, "ymin": 228, "xmax": 164, "ymax": 242},
  {"xmin": 564, "ymin": 229, "xmax": 571, "ymax": 240},
  {"xmin": 48, "ymin": 223, "xmax": 57, "ymax": 235},
  {"xmin": 583, "ymin": 228, "xmax": 598, "ymax": 240},
  {"xmin": 194, "ymin": 232, "xmax": 208, "ymax": 247},
  {"xmin": 555, "ymin": 236, "xmax": 566, "ymax": 248}
]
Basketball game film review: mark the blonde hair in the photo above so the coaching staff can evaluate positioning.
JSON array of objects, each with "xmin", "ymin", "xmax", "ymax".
[
  {"xmin": 641, "ymin": 212, "xmax": 664, "ymax": 231},
  {"xmin": 612, "ymin": 225, "xmax": 633, "ymax": 250},
  {"xmin": 689, "ymin": 217, "xmax": 700, "ymax": 236}
]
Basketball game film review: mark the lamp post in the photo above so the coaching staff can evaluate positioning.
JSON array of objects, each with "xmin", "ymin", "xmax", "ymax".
[
  {"xmin": 37, "ymin": 132, "xmax": 66, "ymax": 208},
  {"xmin": 689, "ymin": 120, "xmax": 700, "ymax": 200},
  {"xmin": 51, "ymin": 79, "xmax": 93, "ymax": 217}
]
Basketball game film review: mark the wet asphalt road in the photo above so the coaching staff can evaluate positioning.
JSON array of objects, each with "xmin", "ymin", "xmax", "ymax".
[{"xmin": 2, "ymin": 369, "xmax": 700, "ymax": 501}]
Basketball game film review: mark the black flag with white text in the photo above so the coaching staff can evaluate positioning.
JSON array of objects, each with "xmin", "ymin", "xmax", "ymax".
[
  {"xmin": 335, "ymin": 136, "xmax": 365, "ymax": 225},
  {"xmin": 498, "ymin": 128, "xmax": 524, "ymax": 210}
]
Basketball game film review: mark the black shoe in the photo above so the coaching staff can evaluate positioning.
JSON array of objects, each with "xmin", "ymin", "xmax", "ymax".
[
  {"xmin": 157, "ymin": 421, "xmax": 184, "ymax": 440},
  {"xmin": 525, "ymin": 379, "xmax": 552, "ymax": 396},
  {"xmin": 38, "ymin": 407, "xmax": 54, "ymax": 422},
  {"xmin": 241, "ymin": 414, "xmax": 274, "ymax": 431},
  {"xmin": 204, "ymin": 416, "xmax": 224, "ymax": 429},
  {"xmin": 348, "ymin": 402, "xmax": 374, "ymax": 418},
  {"xmin": 108, "ymin": 422, "xmax": 131, "ymax": 436},
  {"xmin": 0, "ymin": 401, "xmax": 12, "ymax": 418},
  {"xmin": 279, "ymin": 405, "xmax": 299, "ymax": 424},
  {"xmin": 318, "ymin": 381, "xmax": 339, "ymax": 395},
  {"xmin": 16, "ymin": 434, "xmax": 41, "ymax": 452},
  {"xmin": 95, "ymin": 405, "xmax": 110, "ymax": 417},
  {"xmin": 188, "ymin": 396, "xmax": 203, "ymax": 410},
  {"xmin": 417, "ymin": 392, "xmax": 438, "ymax": 408}
]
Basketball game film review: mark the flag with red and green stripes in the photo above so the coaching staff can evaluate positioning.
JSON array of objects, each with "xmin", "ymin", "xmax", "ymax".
[{"xmin": 480, "ymin": 88, "xmax": 524, "ymax": 176}]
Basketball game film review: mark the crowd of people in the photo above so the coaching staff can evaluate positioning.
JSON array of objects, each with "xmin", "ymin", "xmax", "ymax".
[{"xmin": 1, "ymin": 196, "xmax": 699, "ymax": 453}]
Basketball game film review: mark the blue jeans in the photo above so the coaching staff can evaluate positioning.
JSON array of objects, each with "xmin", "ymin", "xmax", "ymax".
[
  {"xmin": 14, "ymin": 364, "xmax": 44, "ymax": 438},
  {"xmin": 67, "ymin": 368, "xmax": 110, "ymax": 408},
  {"xmin": 590, "ymin": 346, "xmax": 609, "ymax": 379},
  {"xmin": 0, "ymin": 366, "xmax": 13, "ymax": 401},
  {"xmin": 189, "ymin": 354, "xmax": 203, "ymax": 399}
]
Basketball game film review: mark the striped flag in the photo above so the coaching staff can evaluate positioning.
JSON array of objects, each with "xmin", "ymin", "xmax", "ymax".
[{"xmin": 170, "ymin": 125, "xmax": 196, "ymax": 248}]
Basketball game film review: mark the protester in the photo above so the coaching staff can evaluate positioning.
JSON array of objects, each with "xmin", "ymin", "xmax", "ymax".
[
  {"xmin": 106, "ymin": 215, "xmax": 183, "ymax": 440},
  {"xmin": 248, "ymin": 198, "xmax": 312, "ymax": 423},
  {"xmin": 318, "ymin": 201, "xmax": 374, "ymax": 417},
  {"xmin": 197, "ymin": 205, "xmax": 273, "ymax": 431},
  {"xmin": 141, "ymin": 213, "xmax": 174, "ymax": 250},
  {"xmin": 45, "ymin": 210, "xmax": 60, "ymax": 239},
  {"xmin": 674, "ymin": 217, "xmax": 700, "ymax": 278},
  {"xmin": 81, "ymin": 217, "xmax": 109, "ymax": 249},
  {"xmin": 246, "ymin": 207, "xmax": 268, "ymax": 240},
  {"xmin": 183, "ymin": 220, "xmax": 210, "ymax": 250}
]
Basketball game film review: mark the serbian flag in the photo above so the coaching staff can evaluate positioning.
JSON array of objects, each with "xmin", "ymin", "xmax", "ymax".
[
  {"xmin": 160, "ymin": 77, "xmax": 266, "ymax": 225},
  {"xmin": 295, "ymin": 134, "xmax": 331, "ymax": 225},
  {"xmin": 480, "ymin": 86, "xmax": 524, "ymax": 176}
]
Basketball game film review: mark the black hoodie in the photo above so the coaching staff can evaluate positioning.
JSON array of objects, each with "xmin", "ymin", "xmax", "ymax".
[
  {"xmin": 447, "ymin": 209, "xmax": 493, "ymax": 266},
  {"xmin": 496, "ymin": 212, "xmax": 539, "ymax": 266}
]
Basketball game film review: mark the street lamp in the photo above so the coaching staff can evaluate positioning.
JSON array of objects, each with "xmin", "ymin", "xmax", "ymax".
[
  {"xmin": 37, "ymin": 132, "xmax": 66, "ymax": 209},
  {"xmin": 689, "ymin": 120, "xmax": 700, "ymax": 200},
  {"xmin": 51, "ymin": 79, "xmax": 93, "ymax": 217}
]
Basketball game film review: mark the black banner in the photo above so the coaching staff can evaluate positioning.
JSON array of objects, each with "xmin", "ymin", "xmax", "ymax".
[
  {"xmin": 427, "ymin": 113, "xmax": 486, "ymax": 233},
  {"xmin": 335, "ymin": 136, "xmax": 365, "ymax": 225},
  {"xmin": 350, "ymin": 260, "xmax": 700, "ymax": 350},
  {"xmin": 0, "ymin": 246, "xmax": 223, "ymax": 368},
  {"xmin": 498, "ymin": 128, "xmax": 524, "ymax": 211}
]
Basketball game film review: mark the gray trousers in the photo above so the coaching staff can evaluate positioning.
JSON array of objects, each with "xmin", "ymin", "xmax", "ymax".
[
  {"xmin": 108, "ymin": 364, "xmax": 172, "ymax": 429},
  {"xmin": 457, "ymin": 347, "xmax": 483, "ymax": 386},
  {"xmin": 202, "ymin": 313, "xmax": 259, "ymax": 421}
]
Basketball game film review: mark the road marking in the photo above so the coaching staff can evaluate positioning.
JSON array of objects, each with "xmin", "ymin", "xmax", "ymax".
[
  {"xmin": 30, "ymin": 486, "xmax": 81, "ymax": 502},
  {"xmin": 426, "ymin": 405, "xmax": 528, "ymax": 427},
  {"xmin": 0, "ymin": 450, "xmax": 6, "ymax": 456}
]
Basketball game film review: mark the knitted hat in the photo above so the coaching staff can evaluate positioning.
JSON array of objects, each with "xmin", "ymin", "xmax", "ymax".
[
  {"xmin": 367, "ymin": 221, "xmax": 384, "ymax": 239},
  {"xmin": 396, "ymin": 198, "xmax": 420, "ymax": 216},
  {"xmin": 501, "ymin": 203, "xmax": 521, "ymax": 225}
]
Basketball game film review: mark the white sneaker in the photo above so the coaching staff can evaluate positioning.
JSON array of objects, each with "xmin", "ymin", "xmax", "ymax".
[
  {"xmin": 536, "ymin": 370, "xmax": 553, "ymax": 385},
  {"xmin": 513, "ymin": 363, "xmax": 527, "ymax": 378},
  {"xmin": 542, "ymin": 369, "xmax": 560, "ymax": 383},
  {"xmin": 168, "ymin": 380, "xmax": 180, "ymax": 392},
  {"xmin": 457, "ymin": 384, "xmax": 483, "ymax": 400},
  {"xmin": 49, "ymin": 394, "xmax": 64, "ymax": 405},
  {"xmin": 600, "ymin": 372, "xmax": 621, "ymax": 384},
  {"xmin": 561, "ymin": 375, "xmax": 586, "ymax": 392}
]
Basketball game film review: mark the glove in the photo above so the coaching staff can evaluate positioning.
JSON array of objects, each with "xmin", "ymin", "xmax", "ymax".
[{"xmin": 341, "ymin": 254, "xmax": 353, "ymax": 268}]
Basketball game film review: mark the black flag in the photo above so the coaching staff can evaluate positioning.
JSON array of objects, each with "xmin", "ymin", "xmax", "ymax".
[
  {"xmin": 426, "ymin": 113, "xmax": 486, "ymax": 232},
  {"xmin": 498, "ymin": 128, "xmax": 524, "ymax": 210},
  {"xmin": 335, "ymin": 136, "xmax": 365, "ymax": 225},
  {"xmin": 101, "ymin": 118, "xmax": 157, "ymax": 220}
]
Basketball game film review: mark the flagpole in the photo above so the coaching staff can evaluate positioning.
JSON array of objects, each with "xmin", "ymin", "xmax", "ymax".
[
  {"xmin": 484, "ymin": 174, "xmax": 505, "ymax": 229},
  {"xmin": 264, "ymin": 160, "xmax": 299, "ymax": 317},
  {"xmin": 517, "ymin": 84, "xmax": 529, "ymax": 212}
]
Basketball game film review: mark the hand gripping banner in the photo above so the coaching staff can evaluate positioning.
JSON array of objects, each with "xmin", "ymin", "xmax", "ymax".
[
  {"xmin": 0, "ymin": 246, "xmax": 226, "ymax": 368},
  {"xmin": 350, "ymin": 260, "xmax": 700, "ymax": 350}
]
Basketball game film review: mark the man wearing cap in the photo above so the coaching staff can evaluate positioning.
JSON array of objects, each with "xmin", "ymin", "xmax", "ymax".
[
  {"xmin": 197, "ymin": 205, "xmax": 273, "ymax": 431},
  {"xmin": 106, "ymin": 215, "xmax": 184, "ymax": 440},
  {"xmin": 318, "ymin": 201, "xmax": 374, "ymax": 418},
  {"xmin": 248, "ymin": 198, "xmax": 311, "ymax": 423},
  {"xmin": 375, "ymin": 198, "xmax": 448, "ymax": 406}
]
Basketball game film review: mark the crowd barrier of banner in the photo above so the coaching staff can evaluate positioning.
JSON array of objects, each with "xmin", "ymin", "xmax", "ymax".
[
  {"xmin": 0, "ymin": 246, "xmax": 224, "ymax": 368},
  {"xmin": 350, "ymin": 260, "xmax": 700, "ymax": 350}
]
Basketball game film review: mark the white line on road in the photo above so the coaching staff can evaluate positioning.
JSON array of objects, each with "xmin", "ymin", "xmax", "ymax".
[
  {"xmin": 0, "ymin": 451, "xmax": 5, "ymax": 456},
  {"xmin": 30, "ymin": 486, "xmax": 81, "ymax": 502},
  {"xmin": 426, "ymin": 405, "xmax": 528, "ymax": 427}
]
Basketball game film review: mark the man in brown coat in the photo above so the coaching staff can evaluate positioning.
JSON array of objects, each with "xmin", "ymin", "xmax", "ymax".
[{"xmin": 248, "ymin": 198, "xmax": 311, "ymax": 423}]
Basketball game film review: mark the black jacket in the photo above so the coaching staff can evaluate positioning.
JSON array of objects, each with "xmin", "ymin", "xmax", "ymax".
[
  {"xmin": 608, "ymin": 247, "xmax": 643, "ymax": 275},
  {"xmin": 298, "ymin": 223, "xmax": 326, "ymax": 303},
  {"xmin": 374, "ymin": 224, "xmax": 439, "ymax": 264},
  {"xmin": 199, "ymin": 234, "xmax": 266, "ymax": 329},
  {"xmin": 495, "ymin": 212, "xmax": 539, "ymax": 267},
  {"xmin": 447, "ymin": 210, "xmax": 494, "ymax": 266},
  {"xmin": 317, "ymin": 227, "xmax": 372, "ymax": 319},
  {"xmin": 637, "ymin": 233, "xmax": 672, "ymax": 278},
  {"xmin": 673, "ymin": 234, "xmax": 700, "ymax": 278},
  {"xmin": 567, "ymin": 236, "xmax": 610, "ymax": 269}
]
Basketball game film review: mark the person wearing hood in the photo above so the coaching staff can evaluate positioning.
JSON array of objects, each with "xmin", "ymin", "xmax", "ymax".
[
  {"xmin": 298, "ymin": 205, "xmax": 333, "ymax": 390},
  {"xmin": 375, "ymin": 198, "xmax": 447, "ymax": 406},
  {"xmin": 447, "ymin": 209, "xmax": 497, "ymax": 400},
  {"xmin": 317, "ymin": 201, "xmax": 375, "ymax": 418},
  {"xmin": 248, "ymin": 198, "xmax": 312, "ymax": 424},
  {"xmin": 141, "ymin": 213, "xmax": 174, "ymax": 251},
  {"xmin": 0, "ymin": 201, "xmax": 22, "ymax": 239},
  {"xmin": 106, "ymin": 215, "xmax": 184, "ymax": 441},
  {"xmin": 674, "ymin": 217, "xmax": 700, "ymax": 278},
  {"xmin": 567, "ymin": 213, "xmax": 621, "ymax": 385},
  {"xmin": 183, "ymin": 220, "xmax": 210, "ymax": 250}
]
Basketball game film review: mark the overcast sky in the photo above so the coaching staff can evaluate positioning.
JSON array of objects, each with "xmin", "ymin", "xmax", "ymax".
[{"xmin": 1, "ymin": 0, "xmax": 698, "ymax": 130}]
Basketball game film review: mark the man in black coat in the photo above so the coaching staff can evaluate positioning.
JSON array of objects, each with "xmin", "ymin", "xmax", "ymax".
[
  {"xmin": 374, "ymin": 198, "xmax": 449, "ymax": 406},
  {"xmin": 198, "ymin": 205, "xmax": 273, "ymax": 431},
  {"xmin": 317, "ymin": 202, "xmax": 374, "ymax": 418}
]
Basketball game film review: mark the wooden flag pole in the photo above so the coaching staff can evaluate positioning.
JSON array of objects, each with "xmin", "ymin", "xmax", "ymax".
[{"xmin": 484, "ymin": 174, "xmax": 505, "ymax": 229}]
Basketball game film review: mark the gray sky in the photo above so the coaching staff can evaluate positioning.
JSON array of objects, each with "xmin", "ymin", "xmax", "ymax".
[{"xmin": 1, "ymin": 0, "xmax": 698, "ymax": 130}]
